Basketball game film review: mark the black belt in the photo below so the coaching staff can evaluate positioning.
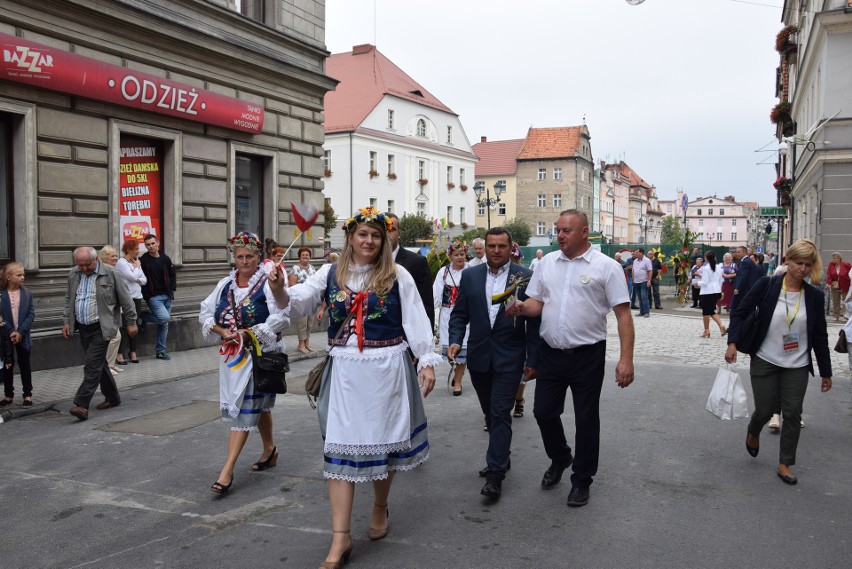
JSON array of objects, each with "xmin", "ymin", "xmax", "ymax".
[
  {"xmin": 544, "ymin": 340, "xmax": 604, "ymax": 355},
  {"xmin": 77, "ymin": 321, "xmax": 100, "ymax": 328}
]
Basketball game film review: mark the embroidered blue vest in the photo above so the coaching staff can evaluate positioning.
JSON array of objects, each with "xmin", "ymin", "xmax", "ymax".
[
  {"xmin": 215, "ymin": 275, "xmax": 270, "ymax": 329},
  {"xmin": 325, "ymin": 267, "xmax": 404, "ymax": 348}
]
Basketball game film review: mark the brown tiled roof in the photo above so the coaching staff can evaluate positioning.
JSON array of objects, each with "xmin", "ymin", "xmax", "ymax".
[
  {"xmin": 472, "ymin": 139, "xmax": 525, "ymax": 176},
  {"xmin": 517, "ymin": 126, "xmax": 585, "ymax": 160},
  {"xmin": 324, "ymin": 44, "xmax": 455, "ymax": 133}
]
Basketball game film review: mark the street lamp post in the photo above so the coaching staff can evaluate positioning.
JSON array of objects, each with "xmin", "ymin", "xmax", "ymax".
[
  {"xmin": 638, "ymin": 215, "xmax": 650, "ymax": 244},
  {"xmin": 473, "ymin": 181, "xmax": 505, "ymax": 230}
]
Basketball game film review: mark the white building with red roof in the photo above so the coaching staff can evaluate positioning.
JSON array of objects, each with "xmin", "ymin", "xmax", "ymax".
[{"xmin": 322, "ymin": 44, "xmax": 476, "ymax": 245}]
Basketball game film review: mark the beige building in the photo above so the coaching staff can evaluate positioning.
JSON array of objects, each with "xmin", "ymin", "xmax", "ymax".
[
  {"xmin": 0, "ymin": 0, "xmax": 334, "ymax": 368},
  {"xmin": 515, "ymin": 126, "xmax": 595, "ymax": 245},
  {"xmin": 471, "ymin": 137, "xmax": 525, "ymax": 230}
]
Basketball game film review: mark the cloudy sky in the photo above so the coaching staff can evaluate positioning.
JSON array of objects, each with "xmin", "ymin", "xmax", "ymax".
[{"xmin": 325, "ymin": 0, "xmax": 785, "ymax": 205}]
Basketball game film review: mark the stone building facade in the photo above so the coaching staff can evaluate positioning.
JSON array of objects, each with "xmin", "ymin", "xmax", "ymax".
[
  {"xmin": 0, "ymin": 0, "xmax": 334, "ymax": 369},
  {"xmin": 515, "ymin": 126, "xmax": 594, "ymax": 243}
]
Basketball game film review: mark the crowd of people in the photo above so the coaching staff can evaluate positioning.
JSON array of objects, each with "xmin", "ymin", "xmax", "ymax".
[{"xmin": 1, "ymin": 207, "xmax": 849, "ymax": 569}]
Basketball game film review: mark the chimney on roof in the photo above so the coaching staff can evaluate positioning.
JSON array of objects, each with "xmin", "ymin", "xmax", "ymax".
[
  {"xmin": 481, "ymin": 136, "xmax": 487, "ymax": 143},
  {"xmin": 352, "ymin": 44, "xmax": 374, "ymax": 55}
]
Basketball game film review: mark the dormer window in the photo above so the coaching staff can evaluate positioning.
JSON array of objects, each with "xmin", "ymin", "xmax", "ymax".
[
  {"xmin": 410, "ymin": 90, "xmax": 424, "ymax": 97},
  {"xmin": 417, "ymin": 119, "xmax": 426, "ymax": 137}
]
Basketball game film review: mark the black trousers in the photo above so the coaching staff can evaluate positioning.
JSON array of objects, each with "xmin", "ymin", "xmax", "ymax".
[
  {"xmin": 119, "ymin": 298, "xmax": 142, "ymax": 357},
  {"xmin": 2, "ymin": 343, "xmax": 33, "ymax": 397},
  {"xmin": 533, "ymin": 341, "xmax": 606, "ymax": 490},
  {"xmin": 470, "ymin": 366, "xmax": 524, "ymax": 480},
  {"xmin": 648, "ymin": 279, "xmax": 661, "ymax": 307},
  {"xmin": 74, "ymin": 323, "xmax": 119, "ymax": 409}
]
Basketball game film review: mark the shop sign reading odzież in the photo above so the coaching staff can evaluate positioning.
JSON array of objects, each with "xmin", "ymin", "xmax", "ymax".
[{"xmin": 0, "ymin": 33, "xmax": 263, "ymax": 133}]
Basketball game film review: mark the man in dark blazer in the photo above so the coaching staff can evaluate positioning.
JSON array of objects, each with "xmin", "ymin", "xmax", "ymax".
[
  {"xmin": 447, "ymin": 227, "xmax": 540, "ymax": 500},
  {"xmin": 387, "ymin": 213, "xmax": 434, "ymax": 331},
  {"xmin": 731, "ymin": 245, "xmax": 759, "ymax": 312}
]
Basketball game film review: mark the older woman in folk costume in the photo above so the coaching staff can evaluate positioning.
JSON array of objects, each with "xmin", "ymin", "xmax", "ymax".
[
  {"xmin": 281, "ymin": 206, "xmax": 440, "ymax": 569},
  {"xmin": 198, "ymin": 232, "xmax": 289, "ymax": 495},
  {"xmin": 433, "ymin": 240, "xmax": 469, "ymax": 395}
]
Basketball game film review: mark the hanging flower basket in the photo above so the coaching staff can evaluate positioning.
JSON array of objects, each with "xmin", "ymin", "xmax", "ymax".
[
  {"xmin": 770, "ymin": 101, "xmax": 792, "ymax": 125},
  {"xmin": 775, "ymin": 25, "xmax": 798, "ymax": 53},
  {"xmin": 369, "ymin": 169, "xmax": 379, "ymax": 179},
  {"xmin": 447, "ymin": 182, "xmax": 456, "ymax": 190},
  {"xmin": 773, "ymin": 176, "xmax": 792, "ymax": 192},
  {"xmin": 387, "ymin": 172, "xmax": 397, "ymax": 180},
  {"xmin": 460, "ymin": 184, "xmax": 468, "ymax": 191}
]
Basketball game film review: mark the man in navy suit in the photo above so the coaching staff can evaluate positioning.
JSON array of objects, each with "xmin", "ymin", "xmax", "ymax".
[
  {"xmin": 731, "ymin": 245, "xmax": 759, "ymax": 312},
  {"xmin": 386, "ymin": 213, "xmax": 434, "ymax": 331},
  {"xmin": 447, "ymin": 227, "xmax": 540, "ymax": 500}
]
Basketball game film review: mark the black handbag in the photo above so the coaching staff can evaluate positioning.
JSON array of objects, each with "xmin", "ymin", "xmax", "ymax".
[
  {"xmin": 247, "ymin": 331, "xmax": 289, "ymax": 394},
  {"xmin": 834, "ymin": 329, "xmax": 848, "ymax": 354}
]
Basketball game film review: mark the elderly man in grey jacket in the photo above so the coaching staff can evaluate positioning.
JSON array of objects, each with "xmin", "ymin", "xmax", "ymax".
[{"xmin": 63, "ymin": 247, "xmax": 138, "ymax": 420}]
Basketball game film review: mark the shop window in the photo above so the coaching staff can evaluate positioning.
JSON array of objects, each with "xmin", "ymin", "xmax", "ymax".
[
  {"xmin": 235, "ymin": 153, "xmax": 264, "ymax": 235},
  {"xmin": 119, "ymin": 135, "xmax": 165, "ymax": 247}
]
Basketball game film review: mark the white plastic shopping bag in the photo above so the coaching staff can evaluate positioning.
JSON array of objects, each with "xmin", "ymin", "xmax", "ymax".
[{"xmin": 706, "ymin": 366, "xmax": 749, "ymax": 420}]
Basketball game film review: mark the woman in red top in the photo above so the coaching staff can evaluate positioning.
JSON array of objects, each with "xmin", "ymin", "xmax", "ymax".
[{"xmin": 826, "ymin": 252, "xmax": 851, "ymax": 321}]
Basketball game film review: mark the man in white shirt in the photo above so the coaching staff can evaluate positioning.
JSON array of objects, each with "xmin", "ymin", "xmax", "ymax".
[
  {"xmin": 631, "ymin": 248, "xmax": 653, "ymax": 318},
  {"xmin": 511, "ymin": 209, "xmax": 635, "ymax": 507},
  {"xmin": 529, "ymin": 249, "xmax": 543, "ymax": 272},
  {"xmin": 467, "ymin": 238, "xmax": 486, "ymax": 267}
]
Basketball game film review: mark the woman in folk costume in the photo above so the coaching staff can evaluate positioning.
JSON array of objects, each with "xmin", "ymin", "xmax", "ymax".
[
  {"xmin": 198, "ymin": 232, "xmax": 289, "ymax": 495},
  {"xmin": 282, "ymin": 206, "xmax": 440, "ymax": 569},
  {"xmin": 433, "ymin": 240, "xmax": 470, "ymax": 395}
]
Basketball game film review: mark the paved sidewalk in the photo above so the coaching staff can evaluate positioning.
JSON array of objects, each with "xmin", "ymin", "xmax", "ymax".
[{"xmin": 0, "ymin": 337, "xmax": 324, "ymax": 422}]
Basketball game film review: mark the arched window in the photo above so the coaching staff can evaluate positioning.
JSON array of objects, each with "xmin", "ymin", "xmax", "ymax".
[{"xmin": 417, "ymin": 119, "xmax": 426, "ymax": 137}]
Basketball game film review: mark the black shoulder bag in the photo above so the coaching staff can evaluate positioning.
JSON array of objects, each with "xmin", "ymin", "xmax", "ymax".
[{"xmin": 247, "ymin": 330, "xmax": 289, "ymax": 394}]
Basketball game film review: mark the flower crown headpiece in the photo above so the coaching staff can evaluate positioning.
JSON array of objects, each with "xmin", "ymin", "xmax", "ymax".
[
  {"xmin": 342, "ymin": 206, "xmax": 394, "ymax": 233},
  {"xmin": 447, "ymin": 240, "xmax": 469, "ymax": 256},
  {"xmin": 227, "ymin": 231, "xmax": 262, "ymax": 254}
]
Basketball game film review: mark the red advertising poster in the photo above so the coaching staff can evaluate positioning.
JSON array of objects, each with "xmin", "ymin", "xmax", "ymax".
[
  {"xmin": 120, "ymin": 137, "xmax": 162, "ymax": 252},
  {"xmin": 0, "ymin": 33, "xmax": 263, "ymax": 133}
]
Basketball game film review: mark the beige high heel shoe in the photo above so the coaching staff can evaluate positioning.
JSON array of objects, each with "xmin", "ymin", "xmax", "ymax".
[
  {"xmin": 368, "ymin": 503, "xmax": 389, "ymax": 540},
  {"xmin": 319, "ymin": 530, "xmax": 352, "ymax": 569}
]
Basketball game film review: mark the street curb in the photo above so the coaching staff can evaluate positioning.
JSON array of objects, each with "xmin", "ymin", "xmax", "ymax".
[{"xmin": 0, "ymin": 348, "xmax": 323, "ymax": 423}]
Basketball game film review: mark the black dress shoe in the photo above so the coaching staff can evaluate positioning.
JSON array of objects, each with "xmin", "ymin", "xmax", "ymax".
[
  {"xmin": 777, "ymin": 472, "xmax": 798, "ymax": 485},
  {"xmin": 541, "ymin": 459, "xmax": 571, "ymax": 489},
  {"xmin": 746, "ymin": 435, "xmax": 759, "ymax": 457},
  {"xmin": 566, "ymin": 486, "xmax": 590, "ymax": 507},
  {"xmin": 481, "ymin": 477, "xmax": 502, "ymax": 499}
]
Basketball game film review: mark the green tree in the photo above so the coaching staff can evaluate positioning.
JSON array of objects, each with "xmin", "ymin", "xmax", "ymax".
[
  {"xmin": 660, "ymin": 216, "xmax": 685, "ymax": 245},
  {"xmin": 501, "ymin": 219, "xmax": 532, "ymax": 246},
  {"xmin": 458, "ymin": 227, "xmax": 486, "ymax": 243},
  {"xmin": 322, "ymin": 198, "xmax": 337, "ymax": 235},
  {"xmin": 398, "ymin": 213, "xmax": 434, "ymax": 246}
]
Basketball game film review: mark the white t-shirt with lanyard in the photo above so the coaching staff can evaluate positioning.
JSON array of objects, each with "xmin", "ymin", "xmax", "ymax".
[{"xmin": 756, "ymin": 279, "xmax": 809, "ymax": 368}]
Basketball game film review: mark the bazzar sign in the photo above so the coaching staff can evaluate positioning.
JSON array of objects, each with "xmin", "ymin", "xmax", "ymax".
[{"xmin": 0, "ymin": 32, "xmax": 264, "ymax": 133}]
